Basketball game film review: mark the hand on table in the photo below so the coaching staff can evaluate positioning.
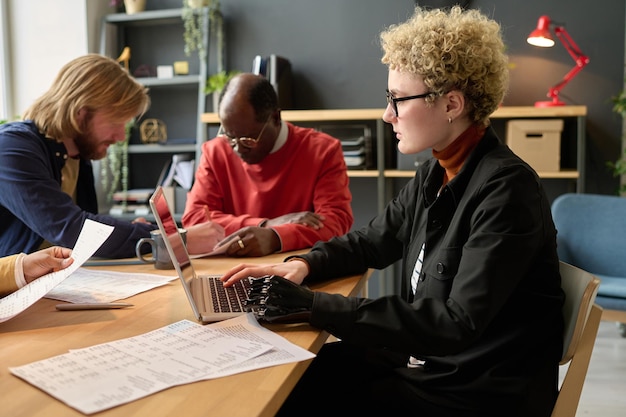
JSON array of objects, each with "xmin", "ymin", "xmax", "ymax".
[
  {"xmin": 221, "ymin": 226, "xmax": 281, "ymax": 257},
  {"xmin": 185, "ymin": 221, "xmax": 225, "ymax": 255},
  {"xmin": 264, "ymin": 212, "xmax": 325, "ymax": 230}
]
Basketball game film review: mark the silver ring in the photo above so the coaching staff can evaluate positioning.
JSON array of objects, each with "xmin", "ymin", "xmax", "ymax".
[{"xmin": 237, "ymin": 239, "xmax": 245, "ymax": 249}]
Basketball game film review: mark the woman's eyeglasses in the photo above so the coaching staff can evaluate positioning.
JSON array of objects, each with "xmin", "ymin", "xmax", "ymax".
[
  {"xmin": 217, "ymin": 115, "xmax": 272, "ymax": 149},
  {"xmin": 386, "ymin": 89, "xmax": 434, "ymax": 117}
]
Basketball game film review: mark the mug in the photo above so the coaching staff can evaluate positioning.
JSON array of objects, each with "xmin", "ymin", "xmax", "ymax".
[{"xmin": 135, "ymin": 229, "xmax": 187, "ymax": 270}]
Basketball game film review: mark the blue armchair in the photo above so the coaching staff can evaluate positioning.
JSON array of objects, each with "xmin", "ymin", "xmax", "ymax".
[{"xmin": 551, "ymin": 193, "xmax": 626, "ymax": 337}]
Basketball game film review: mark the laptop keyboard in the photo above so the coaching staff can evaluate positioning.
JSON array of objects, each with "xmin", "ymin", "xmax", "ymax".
[{"xmin": 201, "ymin": 276, "xmax": 250, "ymax": 313}]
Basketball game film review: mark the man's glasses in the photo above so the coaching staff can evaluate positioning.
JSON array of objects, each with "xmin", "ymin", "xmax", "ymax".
[
  {"xmin": 217, "ymin": 115, "xmax": 272, "ymax": 149},
  {"xmin": 386, "ymin": 89, "xmax": 434, "ymax": 117}
]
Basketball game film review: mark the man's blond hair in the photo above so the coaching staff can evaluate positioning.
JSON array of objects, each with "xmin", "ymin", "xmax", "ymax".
[{"xmin": 23, "ymin": 54, "xmax": 150, "ymax": 139}]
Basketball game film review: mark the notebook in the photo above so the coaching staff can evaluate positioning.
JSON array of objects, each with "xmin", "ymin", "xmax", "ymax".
[{"xmin": 149, "ymin": 186, "xmax": 250, "ymax": 323}]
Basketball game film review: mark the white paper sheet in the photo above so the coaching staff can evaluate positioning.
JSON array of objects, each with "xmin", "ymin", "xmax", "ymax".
[
  {"xmin": 45, "ymin": 268, "xmax": 177, "ymax": 303},
  {"xmin": 10, "ymin": 313, "xmax": 315, "ymax": 415},
  {"xmin": 0, "ymin": 219, "xmax": 114, "ymax": 322}
]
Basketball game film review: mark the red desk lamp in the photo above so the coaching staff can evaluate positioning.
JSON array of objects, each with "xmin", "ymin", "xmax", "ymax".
[{"xmin": 527, "ymin": 15, "xmax": 590, "ymax": 107}]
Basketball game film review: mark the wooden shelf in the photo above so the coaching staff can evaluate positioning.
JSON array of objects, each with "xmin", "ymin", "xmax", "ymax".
[
  {"xmin": 490, "ymin": 105, "xmax": 587, "ymax": 118},
  {"xmin": 202, "ymin": 106, "xmax": 586, "ymax": 195},
  {"xmin": 201, "ymin": 105, "xmax": 588, "ymax": 124},
  {"xmin": 201, "ymin": 108, "xmax": 385, "ymax": 124},
  {"xmin": 385, "ymin": 169, "xmax": 579, "ymax": 179},
  {"xmin": 127, "ymin": 144, "xmax": 196, "ymax": 154},
  {"xmin": 347, "ymin": 170, "xmax": 379, "ymax": 178}
]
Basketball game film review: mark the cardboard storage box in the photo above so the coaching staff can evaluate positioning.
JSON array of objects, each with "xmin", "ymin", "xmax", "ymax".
[{"xmin": 506, "ymin": 119, "xmax": 563, "ymax": 172}]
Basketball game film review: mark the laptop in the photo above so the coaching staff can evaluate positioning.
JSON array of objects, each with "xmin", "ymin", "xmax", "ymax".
[{"xmin": 149, "ymin": 186, "xmax": 250, "ymax": 323}]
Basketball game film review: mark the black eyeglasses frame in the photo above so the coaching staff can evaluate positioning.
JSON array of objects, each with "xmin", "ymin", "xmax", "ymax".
[{"xmin": 385, "ymin": 89, "xmax": 434, "ymax": 117}]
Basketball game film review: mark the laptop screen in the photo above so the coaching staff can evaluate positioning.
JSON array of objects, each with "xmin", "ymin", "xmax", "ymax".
[{"xmin": 150, "ymin": 187, "xmax": 195, "ymax": 285}]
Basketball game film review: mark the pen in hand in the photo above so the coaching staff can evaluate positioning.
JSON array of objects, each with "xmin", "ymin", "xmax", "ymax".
[{"xmin": 55, "ymin": 303, "xmax": 134, "ymax": 311}]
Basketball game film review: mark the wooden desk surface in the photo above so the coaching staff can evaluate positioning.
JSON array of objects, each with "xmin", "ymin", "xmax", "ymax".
[{"xmin": 0, "ymin": 252, "xmax": 369, "ymax": 417}]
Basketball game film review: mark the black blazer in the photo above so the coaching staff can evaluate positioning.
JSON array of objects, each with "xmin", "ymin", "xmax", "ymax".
[{"xmin": 298, "ymin": 127, "xmax": 564, "ymax": 416}]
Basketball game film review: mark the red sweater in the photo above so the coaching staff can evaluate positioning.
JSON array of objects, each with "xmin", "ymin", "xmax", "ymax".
[{"xmin": 182, "ymin": 122, "xmax": 354, "ymax": 252}]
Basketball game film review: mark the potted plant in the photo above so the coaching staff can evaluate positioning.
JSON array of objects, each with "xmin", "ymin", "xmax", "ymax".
[
  {"xmin": 182, "ymin": 0, "xmax": 222, "ymax": 62},
  {"xmin": 205, "ymin": 70, "xmax": 240, "ymax": 111},
  {"xmin": 607, "ymin": 89, "xmax": 626, "ymax": 196},
  {"xmin": 100, "ymin": 119, "xmax": 135, "ymax": 206}
]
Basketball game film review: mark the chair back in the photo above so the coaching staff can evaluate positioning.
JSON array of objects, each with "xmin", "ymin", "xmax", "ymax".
[
  {"xmin": 552, "ymin": 193, "xmax": 626, "ymax": 277},
  {"xmin": 558, "ymin": 261, "xmax": 600, "ymax": 363},
  {"xmin": 552, "ymin": 261, "xmax": 602, "ymax": 417}
]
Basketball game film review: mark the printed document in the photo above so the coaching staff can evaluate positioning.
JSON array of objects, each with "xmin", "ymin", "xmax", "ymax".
[
  {"xmin": 0, "ymin": 219, "xmax": 114, "ymax": 323},
  {"xmin": 45, "ymin": 268, "xmax": 177, "ymax": 303},
  {"xmin": 10, "ymin": 313, "xmax": 315, "ymax": 415}
]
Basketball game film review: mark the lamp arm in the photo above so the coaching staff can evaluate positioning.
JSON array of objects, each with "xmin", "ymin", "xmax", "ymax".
[{"xmin": 547, "ymin": 26, "xmax": 590, "ymax": 101}]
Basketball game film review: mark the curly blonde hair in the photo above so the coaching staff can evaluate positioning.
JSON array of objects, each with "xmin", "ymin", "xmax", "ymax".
[
  {"xmin": 23, "ymin": 54, "xmax": 150, "ymax": 140},
  {"xmin": 380, "ymin": 6, "xmax": 509, "ymax": 126}
]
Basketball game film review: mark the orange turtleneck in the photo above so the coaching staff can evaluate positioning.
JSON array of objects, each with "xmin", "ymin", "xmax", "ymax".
[{"xmin": 432, "ymin": 124, "xmax": 485, "ymax": 186}]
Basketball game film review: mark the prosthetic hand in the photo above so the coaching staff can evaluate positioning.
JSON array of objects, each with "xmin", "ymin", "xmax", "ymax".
[{"xmin": 244, "ymin": 275, "xmax": 314, "ymax": 323}]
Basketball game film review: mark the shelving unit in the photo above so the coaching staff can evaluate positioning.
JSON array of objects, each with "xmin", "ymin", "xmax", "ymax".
[
  {"xmin": 202, "ymin": 105, "xmax": 587, "ymax": 212},
  {"xmin": 99, "ymin": 7, "xmax": 210, "ymax": 197},
  {"xmin": 203, "ymin": 106, "xmax": 586, "ymax": 298}
]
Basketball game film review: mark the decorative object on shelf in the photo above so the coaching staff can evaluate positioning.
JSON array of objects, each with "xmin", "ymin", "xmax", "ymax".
[
  {"xmin": 101, "ymin": 119, "xmax": 135, "ymax": 204},
  {"xmin": 116, "ymin": 46, "xmax": 130, "ymax": 70},
  {"xmin": 140, "ymin": 118, "xmax": 167, "ymax": 144},
  {"xmin": 205, "ymin": 70, "xmax": 240, "ymax": 111},
  {"xmin": 109, "ymin": 0, "xmax": 146, "ymax": 14},
  {"xmin": 607, "ymin": 88, "xmax": 626, "ymax": 195},
  {"xmin": 182, "ymin": 0, "xmax": 222, "ymax": 62},
  {"xmin": 123, "ymin": 0, "xmax": 146, "ymax": 15},
  {"xmin": 527, "ymin": 15, "xmax": 590, "ymax": 107},
  {"xmin": 133, "ymin": 64, "xmax": 156, "ymax": 78},
  {"xmin": 156, "ymin": 65, "xmax": 174, "ymax": 79},
  {"xmin": 173, "ymin": 60, "xmax": 189, "ymax": 75}
]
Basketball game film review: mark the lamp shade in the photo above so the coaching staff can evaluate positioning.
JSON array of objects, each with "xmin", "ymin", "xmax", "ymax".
[
  {"xmin": 527, "ymin": 15, "xmax": 555, "ymax": 47},
  {"xmin": 526, "ymin": 14, "xmax": 589, "ymax": 106}
]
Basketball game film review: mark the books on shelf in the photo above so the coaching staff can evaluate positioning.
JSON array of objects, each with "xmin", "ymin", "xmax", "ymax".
[
  {"xmin": 112, "ymin": 188, "xmax": 153, "ymax": 203},
  {"xmin": 317, "ymin": 124, "xmax": 374, "ymax": 169},
  {"xmin": 109, "ymin": 203, "xmax": 151, "ymax": 216},
  {"xmin": 157, "ymin": 153, "xmax": 195, "ymax": 190},
  {"xmin": 109, "ymin": 153, "xmax": 196, "ymax": 217},
  {"xmin": 110, "ymin": 188, "xmax": 153, "ymax": 215}
]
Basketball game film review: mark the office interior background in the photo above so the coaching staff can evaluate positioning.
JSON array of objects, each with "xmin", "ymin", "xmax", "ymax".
[
  {"xmin": 1, "ymin": 0, "xmax": 625, "ymax": 280},
  {"xmin": 2, "ymin": 0, "xmax": 625, "ymax": 201},
  {"xmin": 1, "ymin": 2, "xmax": 625, "ymax": 415}
]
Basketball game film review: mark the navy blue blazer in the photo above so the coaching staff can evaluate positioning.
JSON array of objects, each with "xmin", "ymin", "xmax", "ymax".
[{"xmin": 0, "ymin": 121, "xmax": 154, "ymax": 258}]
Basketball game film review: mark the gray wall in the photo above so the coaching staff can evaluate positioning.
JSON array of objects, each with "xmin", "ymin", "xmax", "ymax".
[
  {"xmin": 147, "ymin": 0, "xmax": 625, "ymax": 296},
  {"xmin": 192, "ymin": 0, "xmax": 623, "ymax": 193},
  {"xmin": 149, "ymin": 0, "xmax": 625, "ymax": 209}
]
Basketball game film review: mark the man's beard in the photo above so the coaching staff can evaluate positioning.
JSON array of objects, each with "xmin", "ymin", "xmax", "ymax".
[{"xmin": 73, "ymin": 128, "xmax": 111, "ymax": 161}]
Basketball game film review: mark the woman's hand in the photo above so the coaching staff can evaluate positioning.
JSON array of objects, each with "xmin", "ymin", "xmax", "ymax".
[
  {"xmin": 22, "ymin": 247, "xmax": 74, "ymax": 284},
  {"xmin": 221, "ymin": 258, "xmax": 309, "ymax": 287}
]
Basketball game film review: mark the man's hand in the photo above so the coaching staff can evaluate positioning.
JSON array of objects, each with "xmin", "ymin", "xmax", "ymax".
[
  {"xmin": 264, "ymin": 212, "xmax": 325, "ymax": 230},
  {"xmin": 244, "ymin": 275, "xmax": 314, "ymax": 323},
  {"xmin": 223, "ymin": 226, "xmax": 281, "ymax": 257},
  {"xmin": 185, "ymin": 221, "xmax": 225, "ymax": 255}
]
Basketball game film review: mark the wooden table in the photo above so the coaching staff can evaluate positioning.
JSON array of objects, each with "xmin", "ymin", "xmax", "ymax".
[{"xmin": 0, "ymin": 252, "xmax": 369, "ymax": 417}]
